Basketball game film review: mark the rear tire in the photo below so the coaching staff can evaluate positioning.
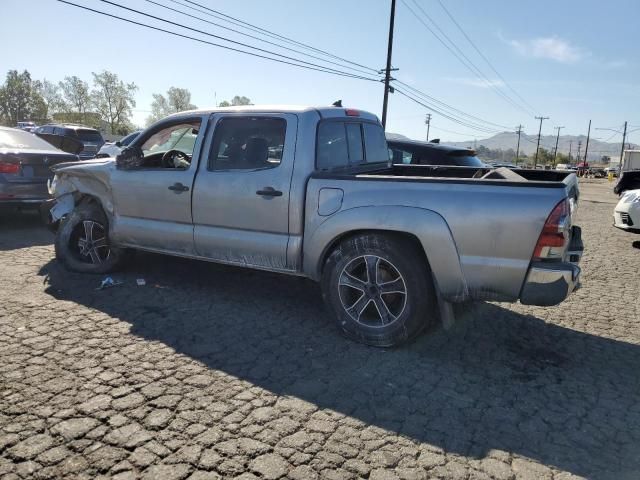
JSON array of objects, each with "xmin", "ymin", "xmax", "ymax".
[
  {"xmin": 321, "ymin": 233, "xmax": 437, "ymax": 347},
  {"xmin": 55, "ymin": 201, "xmax": 127, "ymax": 274}
]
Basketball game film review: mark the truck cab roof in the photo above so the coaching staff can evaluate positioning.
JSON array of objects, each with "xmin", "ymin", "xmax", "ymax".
[{"xmin": 166, "ymin": 105, "xmax": 380, "ymax": 122}]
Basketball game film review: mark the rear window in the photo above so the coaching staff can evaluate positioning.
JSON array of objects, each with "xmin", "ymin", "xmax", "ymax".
[
  {"xmin": 317, "ymin": 121, "xmax": 388, "ymax": 171},
  {"xmin": 445, "ymin": 150, "xmax": 484, "ymax": 167},
  {"xmin": 363, "ymin": 123, "xmax": 390, "ymax": 163},
  {"xmin": 391, "ymin": 143, "xmax": 484, "ymax": 167},
  {"xmin": 76, "ymin": 129, "xmax": 103, "ymax": 143},
  {"xmin": 0, "ymin": 129, "xmax": 57, "ymax": 151}
]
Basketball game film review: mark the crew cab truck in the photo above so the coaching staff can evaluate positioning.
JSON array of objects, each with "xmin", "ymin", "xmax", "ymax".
[{"xmin": 47, "ymin": 106, "xmax": 583, "ymax": 347}]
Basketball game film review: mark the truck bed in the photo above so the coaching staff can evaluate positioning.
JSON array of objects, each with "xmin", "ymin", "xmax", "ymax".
[{"xmin": 368, "ymin": 164, "xmax": 575, "ymax": 185}]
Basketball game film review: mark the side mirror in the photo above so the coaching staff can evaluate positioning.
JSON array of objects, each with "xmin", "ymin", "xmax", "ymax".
[
  {"xmin": 115, "ymin": 146, "xmax": 144, "ymax": 170},
  {"xmin": 115, "ymin": 141, "xmax": 122, "ymax": 147}
]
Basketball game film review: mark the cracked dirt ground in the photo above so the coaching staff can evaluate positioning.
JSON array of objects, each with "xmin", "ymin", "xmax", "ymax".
[{"xmin": 0, "ymin": 180, "xmax": 638, "ymax": 480}]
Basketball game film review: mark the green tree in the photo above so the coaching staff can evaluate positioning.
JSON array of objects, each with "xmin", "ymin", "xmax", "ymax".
[
  {"xmin": 218, "ymin": 95, "xmax": 252, "ymax": 107},
  {"xmin": 34, "ymin": 79, "xmax": 65, "ymax": 121},
  {"xmin": 0, "ymin": 69, "xmax": 45, "ymax": 125},
  {"xmin": 535, "ymin": 147, "xmax": 554, "ymax": 165},
  {"xmin": 146, "ymin": 86, "xmax": 196, "ymax": 125},
  {"xmin": 59, "ymin": 75, "xmax": 90, "ymax": 122},
  {"xmin": 91, "ymin": 70, "xmax": 137, "ymax": 134}
]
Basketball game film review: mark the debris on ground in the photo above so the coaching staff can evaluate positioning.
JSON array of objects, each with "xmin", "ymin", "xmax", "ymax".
[
  {"xmin": 136, "ymin": 278, "xmax": 146, "ymax": 286},
  {"xmin": 96, "ymin": 277, "xmax": 123, "ymax": 290}
]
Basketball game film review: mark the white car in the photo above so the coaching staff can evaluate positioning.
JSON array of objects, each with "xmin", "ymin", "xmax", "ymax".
[
  {"xmin": 96, "ymin": 130, "xmax": 141, "ymax": 158},
  {"xmin": 613, "ymin": 189, "xmax": 640, "ymax": 233}
]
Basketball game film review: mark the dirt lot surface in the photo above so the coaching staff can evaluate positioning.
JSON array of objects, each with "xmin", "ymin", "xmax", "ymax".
[{"xmin": 0, "ymin": 180, "xmax": 638, "ymax": 480}]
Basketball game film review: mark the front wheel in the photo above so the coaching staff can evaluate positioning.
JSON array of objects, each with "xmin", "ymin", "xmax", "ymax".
[
  {"xmin": 54, "ymin": 202, "xmax": 128, "ymax": 274},
  {"xmin": 321, "ymin": 233, "xmax": 437, "ymax": 347}
]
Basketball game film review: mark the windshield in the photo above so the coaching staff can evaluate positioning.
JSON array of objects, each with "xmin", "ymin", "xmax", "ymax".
[
  {"xmin": 0, "ymin": 129, "xmax": 57, "ymax": 151},
  {"xmin": 121, "ymin": 131, "xmax": 140, "ymax": 146},
  {"xmin": 141, "ymin": 122, "xmax": 200, "ymax": 156}
]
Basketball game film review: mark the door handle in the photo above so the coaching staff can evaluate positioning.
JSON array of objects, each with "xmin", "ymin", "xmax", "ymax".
[
  {"xmin": 256, "ymin": 187, "xmax": 283, "ymax": 197},
  {"xmin": 168, "ymin": 182, "xmax": 189, "ymax": 193}
]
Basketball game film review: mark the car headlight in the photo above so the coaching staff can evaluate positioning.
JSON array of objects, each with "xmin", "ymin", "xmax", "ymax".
[{"xmin": 48, "ymin": 175, "xmax": 57, "ymax": 195}]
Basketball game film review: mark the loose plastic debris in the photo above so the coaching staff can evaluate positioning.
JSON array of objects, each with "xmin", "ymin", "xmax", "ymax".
[
  {"xmin": 96, "ymin": 277, "xmax": 123, "ymax": 290},
  {"xmin": 136, "ymin": 278, "xmax": 146, "ymax": 286}
]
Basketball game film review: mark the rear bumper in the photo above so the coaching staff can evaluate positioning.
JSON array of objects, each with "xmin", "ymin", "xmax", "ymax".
[
  {"xmin": 520, "ymin": 262, "xmax": 581, "ymax": 306},
  {"xmin": 520, "ymin": 225, "xmax": 583, "ymax": 306}
]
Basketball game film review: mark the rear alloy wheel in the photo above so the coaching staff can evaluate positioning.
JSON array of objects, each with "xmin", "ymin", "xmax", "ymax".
[
  {"xmin": 55, "ymin": 202, "xmax": 127, "ymax": 274},
  {"xmin": 339, "ymin": 255, "xmax": 407, "ymax": 327},
  {"xmin": 322, "ymin": 233, "xmax": 437, "ymax": 347}
]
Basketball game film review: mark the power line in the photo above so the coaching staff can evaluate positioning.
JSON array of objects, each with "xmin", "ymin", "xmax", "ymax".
[
  {"xmin": 142, "ymin": 0, "xmax": 376, "ymax": 77},
  {"xmin": 57, "ymin": 0, "xmax": 380, "ymax": 82},
  {"xmin": 394, "ymin": 80, "xmax": 510, "ymax": 130},
  {"xmin": 96, "ymin": 0, "xmax": 382, "ymax": 80},
  {"xmin": 434, "ymin": 0, "xmax": 538, "ymax": 115},
  {"xmin": 394, "ymin": 87, "xmax": 502, "ymax": 134},
  {"xmin": 177, "ymin": 0, "xmax": 379, "ymax": 74},
  {"xmin": 401, "ymin": 0, "xmax": 532, "ymax": 116}
]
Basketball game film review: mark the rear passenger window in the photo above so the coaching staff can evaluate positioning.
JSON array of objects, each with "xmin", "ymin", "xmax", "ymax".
[
  {"xmin": 317, "ymin": 122, "xmax": 349, "ymax": 170},
  {"xmin": 345, "ymin": 123, "xmax": 363, "ymax": 163},
  {"xmin": 317, "ymin": 121, "xmax": 390, "ymax": 171},
  {"xmin": 209, "ymin": 117, "xmax": 285, "ymax": 171},
  {"xmin": 363, "ymin": 123, "xmax": 390, "ymax": 163}
]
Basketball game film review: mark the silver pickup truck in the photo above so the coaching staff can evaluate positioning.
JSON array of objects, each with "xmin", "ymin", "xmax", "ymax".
[{"xmin": 47, "ymin": 105, "xmax": 583, "ymax": 347}]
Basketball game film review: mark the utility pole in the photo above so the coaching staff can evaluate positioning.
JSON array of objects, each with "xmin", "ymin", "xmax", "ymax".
[
  {"xmin": 380, "ymin": 0, "xmax": 396, "ymax": 130},
  {"xmin": 568, "ymin": 140, "xmax": 573, "ymax": 163},
  {"xmin": 619, "ymin": 121, "xmax": 628, "ymax": 171},
  {"xmin": 515, "ymin": 125, "xmax": 523, "ymax": 165},
  {"xmin": 583, "ymin": 119, "xmax": 591, "ymax": 166},
  {"xmin": 534, "ymin": 116, "xmax": 549, "ymax": 168},
  {"xmin": 553, "ymin": 126, "xmax": 564, "ymax": 166},
  {"xmin": 425, "ymin": 114, "xmax": 432, "ymax": 141},
  {"xmin": 576, "ymin": 141, "xmax": 582, "ymax": 165}
]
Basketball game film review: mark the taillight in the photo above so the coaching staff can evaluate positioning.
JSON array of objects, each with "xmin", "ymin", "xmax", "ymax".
[
  {"xmin": 345, "ymin": 109, "xmax": 360, "ymax": 117},
  {"xmin": 0, "ymin": 162, "xmax": 20, "ymax": 174},
  {"xmin": 533, "ymin": 199, "xmax": 570, "ymax": 259}
]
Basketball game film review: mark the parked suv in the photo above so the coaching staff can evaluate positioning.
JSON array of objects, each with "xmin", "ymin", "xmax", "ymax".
[
  {"xmin": 35, "ymin": 124, "xmax": 104, "ymax": 160},
  {"xmin": 16, "ymin": 121, "xmax": 36, "ymax": 132},
  {"xmin": 387, "ymin": 138, "xmax": 486, "ymax": 167}
]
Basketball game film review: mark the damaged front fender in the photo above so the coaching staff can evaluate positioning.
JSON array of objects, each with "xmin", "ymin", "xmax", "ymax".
[{"xmin": 46, "ymin": 159, "xmax": 117, "ymax": 225}]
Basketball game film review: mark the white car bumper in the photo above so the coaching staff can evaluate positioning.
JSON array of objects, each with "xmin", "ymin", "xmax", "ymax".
[{"xmin": 613, "ymin": 189, "xmax": 640, "ymax": 233}]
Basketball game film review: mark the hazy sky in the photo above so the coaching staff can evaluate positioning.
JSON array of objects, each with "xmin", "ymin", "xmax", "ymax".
[{"xmin": 3, "ymin": 0, "xmax": 639, "ymax": 145}]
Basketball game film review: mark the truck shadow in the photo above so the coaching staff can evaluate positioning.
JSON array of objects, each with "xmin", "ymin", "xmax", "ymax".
[
  {"xmin": 39, "ymin": 252, "xmax": 640, "ymax": 479},
  {"xmin": 0, "ymin": 208, "xmax": 53, "ymax": 250}
]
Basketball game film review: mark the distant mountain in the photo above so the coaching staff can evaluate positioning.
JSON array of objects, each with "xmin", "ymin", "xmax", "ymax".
[{"xmin": 445, "ymin": 132, "xmax": 637, "ymax": 162}]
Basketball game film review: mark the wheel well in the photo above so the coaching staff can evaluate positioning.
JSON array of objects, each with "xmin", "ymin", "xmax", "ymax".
[
  {"xmin": 77, "ymin": 194, "xmax": 102, "ymax": 209},
  {"xmin": 318, "ymin": 229, "xmax": 430, "ymax": 276}
]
